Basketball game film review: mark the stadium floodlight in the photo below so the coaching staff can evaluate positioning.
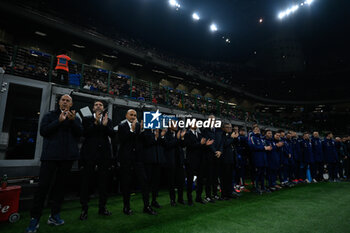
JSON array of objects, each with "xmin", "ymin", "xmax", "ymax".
[
  {"xmin": 305, "ymin": 0, "xmax": 314, "ymax": 5},
  {"xmin": 278, "ymin": 4, "xmax": 299, "ymax": 19},
  {"xmin": 192, "ymin": 12, "xmax": 200, "ymax": 21},
  {"xmin": 210, "ymin": 23, "xmax": 218, "ymax": 32},
  {"xmin": 278, "ymin": 12, "xmax": 286, "ymax": 19},
  {"xmin": 169, "ymin": 0, "xmax": 180, "ymax": 8},
  {"xmin": 291, "ymin": 5, "xmax": 299, "ymax": 12}
]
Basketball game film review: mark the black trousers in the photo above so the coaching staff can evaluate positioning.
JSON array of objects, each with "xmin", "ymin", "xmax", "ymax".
[
  {"xmin": 220, "ymin": 162, "xmax": 233, "ymax": 197},
  {"xmin": 337, "ymin": 160, "xmax": 345, "ymax": 178},
  {"xmin": 248, "ymin": 158, "xmax": 256, "ymax": 185},
  {"xmin": 315, "ymin": 162, "xmax": 324, "ymax": 181},
  {"xmin": 203, "ymin": 156, "xmax": 220, "ymax": 198},
  {"xmin": 255, "ymin": 167, "xmax": 266, "ymax": 190},
  {"xmin": 328, "ymin": 162, "xmax": 337, "ymax": 180},
  {"xmin": 30, "ymin": 160, "xmax": 73, "ymax": 220},
  {"xmin": 167, "ymin": 165, "xmax": 185, "ymax": 202},
  {"xmin": 211, "ymin": 158, "xmax": 220, "ymax": 196},
  {"xmin": 344, "ymin": 158, "xmax": 349, "ymax": 179},
  {"xmin": 54, "ymin": 69, "xmax": 69, "ymax": 85},
  {"xmin": 186, "ymin": 164, "xmax": 204, "ymax": 202},
  {"xmin": 79, "ymin": 159, "xmax": 111, "ymax": 211},
  {"xmin": 120, "ymin": 161, "xmax": 137, "ymax": 209},
  {"xmin": 138, "ymin": 163, "xmax": 161, "ymax": 207},
  {"xmin": 293, "ymin": 161, "xmax": 302, "ymax": 180}
]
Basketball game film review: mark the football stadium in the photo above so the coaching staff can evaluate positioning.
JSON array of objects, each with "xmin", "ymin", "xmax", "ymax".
[{"xmin": 0, "ymin": 0, "xmax": 350, "ymax": 232}]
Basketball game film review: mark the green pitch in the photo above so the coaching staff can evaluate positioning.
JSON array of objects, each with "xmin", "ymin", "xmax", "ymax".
[{"xmin": 2, "ymin": 182, "xmax": 350, "ymax": 233}]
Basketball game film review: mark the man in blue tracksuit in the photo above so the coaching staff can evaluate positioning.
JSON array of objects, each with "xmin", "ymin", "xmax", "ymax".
[
  {"xmin": 285, "ymin": 132, "xmax": 295, "ymax": 184},
  {"xmin": 248, "ymin": 126, "xmax": 272, "ymax": 194},
  {"xmin": 281, "ymin": 132, "xmax": 293, "ymax": 185},
  {"xmin": 265, "ymin": 130, "xmax": 283, "ymax": 191},
  {"xmin": 335, "ymin": 137, "xmax": 347, "ymax": 180},
  {"xmin": 311, "ymin": 132, "xmax": 324, "ymax": 182},
  {"xmin": 291, "ymin": 131, "xmax": 303, "ymax": 182},
  {"xmin": 322, "ymin": 132, "xmax": 339, "ymax": 181},
  {"xmin": 300, "ymin": 132, "xmax": 315, "ymax": 182},
  {"xmin": 235, "ymin": 128, "xmax": 249, "ymax": 187}
]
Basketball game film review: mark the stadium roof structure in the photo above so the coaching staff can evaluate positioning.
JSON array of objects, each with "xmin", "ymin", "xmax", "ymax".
[{"xmin": 0, "ymin": 0, "xmax": 349, "ymax": 103}]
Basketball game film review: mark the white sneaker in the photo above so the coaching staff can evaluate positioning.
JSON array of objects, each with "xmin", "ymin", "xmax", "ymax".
[
  {"xmin": 312, "ymin": 179, "xmax": 318, "ymax": 183},
  {"xmin": 305, "ymin": 179, "xmax": 311, "ymax": 183}
]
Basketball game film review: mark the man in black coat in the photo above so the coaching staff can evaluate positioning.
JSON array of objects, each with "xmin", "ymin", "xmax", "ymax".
[
  {"xmin": 138, "ymin": 128, "xmax": 167, "ymax": 214},
  {"xmin": 163, "ymin": 125, "xmax": 186, "ymax": 206},
  {"xmin": 26, "ymin": 94, "xmax": 82, "ymax": 233},
  {"xmin": 79, "ymin": 100, "xmax": 115, "ymax": 220},
  {"xmin": 200, "ymin": 115, "xmax": 223, "ymax": 202},
  {"xmin": 220, "ymin": 123, "xmax": 239, "ymax": 199},
  {"xmin": 184, "ymin": 123, "xmax": 214, "ymax": 206},
  {"xmin": 117, "ymin": 109, "xmax": 141, "ymax": 215}
]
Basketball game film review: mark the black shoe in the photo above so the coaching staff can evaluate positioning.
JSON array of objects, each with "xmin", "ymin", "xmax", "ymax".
[
  {"xmin": 227, "ymin": 193, "xmax": 238, "ymax": 199},
  {"xmin": 204, "ymin": 196, "xmax": 215, "ymax": 203},
  {"xmin": 254, "ymin": 188, "xmax": 263, "ymax": 195},
  {"xmin": 262, "ymin": 188, "xmax": 271, "ymax": 193},
  {"xmin": 222, "ymin": 196, "xmax": 230, "ymax": 201},
  {"xmin": 188, "ymin": 200, "xmax": 194, "ymax": 206},
  {"xmin": 79, "ymin": 210, "xmax": 88, "ymax": 221},
  {"xmin": 123, "ymin": 207, "xmax": 133, "ymax": 215},
  {"xmin": 143, "ymin": 206, "xmax": 157, "ymax": 215},
  {"xmin": 98, "ymin": 208, "xmax": 112, "ymax": 216},
  {"xmin": 232, "ymin": 191, "xmax": 242, "ymax": 198},
  {"xmin": 178, "ymin": 199, "xmax": 185, "ymax": 205},
  {"xmin": 269, "ymin": 187, "xmax": 276, "ymax": 192},
  {"xmin": 195, "ymin": 198, "xmax": 206, "ymax": 204},
  {"xmin": 151, "ymin": 201, "xmax": 161, "ymax": 209},
  {"xmin": 170, "ymin": 200, "xmax": 176, "ymax": 206}
]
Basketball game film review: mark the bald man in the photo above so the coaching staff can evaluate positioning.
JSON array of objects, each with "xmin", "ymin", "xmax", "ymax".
[
  {"xmin": 117, "ymin": 109, "xmax": 142, "ymax": 215},
  {"xmin": 26, "ymin": 94, "xmax": 82, "ymax": 233}
]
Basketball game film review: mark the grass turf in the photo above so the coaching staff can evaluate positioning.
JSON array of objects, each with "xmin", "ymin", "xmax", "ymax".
[{"xmin": 2, "ymin": 182, "xmax": 350, "ymax": 233}]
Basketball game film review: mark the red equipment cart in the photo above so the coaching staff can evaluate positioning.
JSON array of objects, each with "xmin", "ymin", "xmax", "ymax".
[{"xmin": 0, "ymin": 185, "xmax": 21, "ymax": 223}]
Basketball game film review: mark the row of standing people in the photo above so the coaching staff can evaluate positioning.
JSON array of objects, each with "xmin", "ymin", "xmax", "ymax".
[
  {"xmin": 24, "ymin": 95, "xmax": 350, "ymax": 232},
  {"xmin": 249, "ymin": 126, "xmax": 349, "ymax": 194}
]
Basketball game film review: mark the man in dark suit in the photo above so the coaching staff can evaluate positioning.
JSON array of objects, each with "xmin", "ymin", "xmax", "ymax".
[
  {"xmin": 138, "ymin": 128, "xmax": 167, "ymax": 214},
  {"xmin": 26, "ymin": 94, "xmax": 82, "ymax": 233},
  {"xmin": 117, "ymin": 109, "xmax": 141, "ymax": 215},
  {"xmin": 220, "ymin": 123, "xmax": 239, "ymax": 200},
  {"xmin": 79, "ymin": 100, "xmax": 115, "ymax": 220},
  {"xmin": 201, "ymin": 115, "xmax": 223, "ymax": 202},
  {"xmin": 184, "ymin": 122, "xmax": 214, "ymax": 205},
  {"xmin": 163, "ymin": 124, "xmax": 186, "ymax": 206}
]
